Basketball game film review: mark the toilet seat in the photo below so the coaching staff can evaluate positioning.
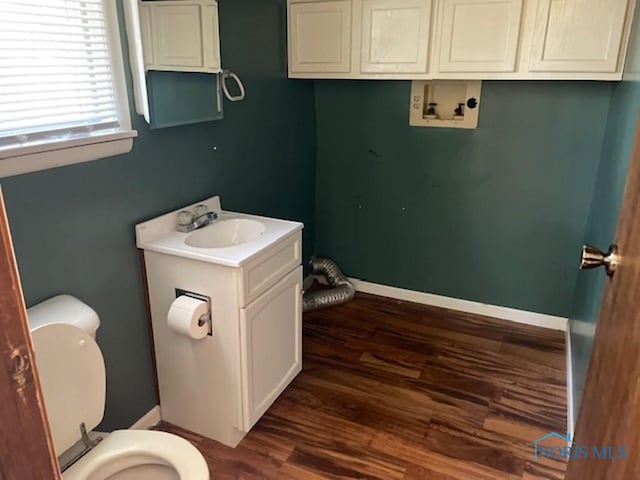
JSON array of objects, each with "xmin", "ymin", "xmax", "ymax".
[
  {"xmin": 63, "ymin": 429, "xmax": 209, "ymax": 479},
  {"xmin": 28, "ymin": 304, "xmax": 209, "ymax": 479}
]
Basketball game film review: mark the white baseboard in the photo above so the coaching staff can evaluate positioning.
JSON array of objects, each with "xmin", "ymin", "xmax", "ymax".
[
  {"xmin": 566, "ymin": 328, "xmax": 575, "ymax": 440},
  {"xmin": 129, "ymin": 405, "xmax": 161, "ymax": 430},
  {"xmin": 348, "ymin": 278, "xmax": 568, "ymax": 331}
]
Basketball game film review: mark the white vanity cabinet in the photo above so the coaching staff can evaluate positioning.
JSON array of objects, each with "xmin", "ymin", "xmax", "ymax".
[
  {"xmin": 287, "ymin": 0, "xmax": 636, "ymax": 80},
  {"xmin": 142, "ymin": 233, "xmax": 302, "ymax": 446},
  {"xmin": 236, "ymin": 231, "xmax": 303, "ymax": 431},
  {"xmin": 137, "ymin": 196, "xmax": 303, "ymax": 448}
]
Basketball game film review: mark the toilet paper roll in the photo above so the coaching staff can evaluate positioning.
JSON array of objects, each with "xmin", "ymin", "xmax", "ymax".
[{"xmin": 167, "ymin": 295, "xmax": 209, "ymax": 340}]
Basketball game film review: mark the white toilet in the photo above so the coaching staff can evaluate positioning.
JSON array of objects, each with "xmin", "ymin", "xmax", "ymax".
[{"xmin": 28, "ymin": 295, "xmax": 210, "ymax": 480}]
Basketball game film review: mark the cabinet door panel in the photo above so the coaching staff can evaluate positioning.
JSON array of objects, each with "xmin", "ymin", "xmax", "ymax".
[
  {"xmin": 530, "ymin": 0, "xmax": 629, "ymax": 72},
  {"xmin": 139, "ymin": 1, "xmax": 221, "ymax": 73},
  {"xmin": 151, "ymin": 5, "xmax": 204, "ymax": 68},
  {"xmin": 239, "ymin": 267, "xmax": 302, "ymax": 431},
  {"xmin": 438, "ymin": 0, "xmax": 523, "ymax": 73},
  {"xmin": 361, "ymin": 0, "xmax": 432, "ymax": 73},
  {"xmin": 289, "ymin": 1, "xmax": 352, "ymax": 73}
]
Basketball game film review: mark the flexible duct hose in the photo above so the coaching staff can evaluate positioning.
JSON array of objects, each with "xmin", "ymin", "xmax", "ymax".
[{"xmin": 303, "ymin": 257, "xmax": 356, "ymax": 312}]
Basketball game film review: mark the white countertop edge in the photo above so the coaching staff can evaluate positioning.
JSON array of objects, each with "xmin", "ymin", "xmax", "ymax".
[{"xmin": 138, "ymin": 226, "xmax": 303, "ymax": 268}]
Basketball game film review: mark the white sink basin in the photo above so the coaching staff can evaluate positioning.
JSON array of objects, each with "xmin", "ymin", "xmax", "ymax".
[
  {"xmin": 185, "ymin": 219, "xmax": 266, "ymax": 249},
  {"xmin": 136, "ymin": 196, "xmax": 303, "ymax": 267}
]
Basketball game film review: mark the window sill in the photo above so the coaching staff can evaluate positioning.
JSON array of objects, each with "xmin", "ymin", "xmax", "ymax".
[{"xmin": 0, "ymin": 131, "xmax": 138, "ymax": 179}]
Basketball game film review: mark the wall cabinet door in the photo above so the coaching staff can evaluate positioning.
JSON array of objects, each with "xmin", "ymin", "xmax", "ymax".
[
  {"xmin": 239, "ymin": 266, "xmax": 302, "ymax": 431},
  {"xmin": 288, "ymin": 1, "xmax": 353, "ymax": 73},
  {"xmin": 139, "ymin": 0, "xmax": 221, "ymax": 73},
  {"xmin": 529, "ymin": 0, "xmax": 629, "ymax": 73},
  {"xmin": 361, "ymin": 0, "xmax": 432, "ymax": 74},
  {"xmin": 437, "ymin": 0, "xmax": 524, "ymax": 73}
]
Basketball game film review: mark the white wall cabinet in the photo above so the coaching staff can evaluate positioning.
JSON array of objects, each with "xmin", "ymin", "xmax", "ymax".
[
  {"xmin": 139, "ymin": 0, "xmax": 221, "ymax": 73},
  {"xmin": 361, "ymin": 0, "xmax": 432, "ymax": 74},
  {"xmin": 529, "ymin": 0, "xmax": 630, "ymax": 73},
  {"xmin": 436, "ymin": 0, "xmax": 523, "ymax": 73},
  {"xmin": 288, "ymin": 1, "xmax": 353, "ymax": 73},
  {"xmin": 287, "ymin": 0, "xmax": 636, "ymax": 80}
]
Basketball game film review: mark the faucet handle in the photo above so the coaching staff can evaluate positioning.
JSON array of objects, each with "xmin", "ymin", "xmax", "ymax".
[
  {"xmin": 177, "ymin": 210, "xmax": 194, "ymax": 226},
  {"xmin": 194, "ymin": 204, "xmax": 208, "ymax": 217}
]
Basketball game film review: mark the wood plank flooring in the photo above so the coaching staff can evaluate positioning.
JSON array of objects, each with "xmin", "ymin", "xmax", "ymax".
[{"xmin": 157, "ymin": 292, "xmax": 568, "ymax": 479}]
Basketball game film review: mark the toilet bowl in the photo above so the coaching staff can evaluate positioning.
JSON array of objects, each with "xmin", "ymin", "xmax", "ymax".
[
  {"xmin": 63, "ymin": 430, "xmax": 207, "ymax": 480},
  {"xmin": 28, "ymin": 295, "xmax": 209, "ymax": 479}
]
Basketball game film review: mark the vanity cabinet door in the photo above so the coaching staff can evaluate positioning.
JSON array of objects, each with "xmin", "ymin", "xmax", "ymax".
[
  {"xmin": 360, "ymin": 0, "xmax": 432, "ymax": 74},
  {"xmin": 529, "ymin": 0, "xmax": 629, "ymax": 73},
  {"xmin": 436, "ymin": 0, "xmax": 523, "ymax": 73},
  {"xmin": 239, "ymin": 266, "xmax": 302, "ymax": 431},
  {"xmin": 288, "ymin": 0, "xmax": 353, "ymax": 73}
]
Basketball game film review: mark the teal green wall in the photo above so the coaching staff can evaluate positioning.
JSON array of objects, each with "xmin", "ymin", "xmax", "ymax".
[
  {"xmin": 569, "ymin": 10, "xmax": 640, "ymax": 421},
  {"xmin": 0, "ymin": 0, "xmax": 316, "ymax": 429},
  {"xmin": 315, "ymin": 80, "xmax": 612, "ymax": 317},
  {"xmin": 1, "ymin": 0, "xmax": 631, "ymax": 432}
]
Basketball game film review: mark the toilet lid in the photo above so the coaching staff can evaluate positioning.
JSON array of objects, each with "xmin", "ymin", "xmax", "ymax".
[
  {"xmin": 63, "ymin": 430, "xmax": 210, "ymax": 479},
  {"xmin": 30, "ymin": 323, "xmax": 105, "ymax": 456}
]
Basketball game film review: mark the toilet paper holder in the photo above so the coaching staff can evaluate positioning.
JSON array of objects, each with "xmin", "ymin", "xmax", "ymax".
[{"xmin": 175, "ymin": 288, "xmax": 212, "ymax": 336}]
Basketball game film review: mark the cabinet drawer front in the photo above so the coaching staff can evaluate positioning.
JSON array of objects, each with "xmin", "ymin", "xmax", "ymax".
[
  {"xmin": 361, "ymin": 0, "xmax": 432, "ymax": 74},
  {"xmin": 529, "ymin": 0, "xmax": 629, "ymax": 73},
  {"xmin": 289, "ymin": 1, "xmax": 353, "ymax": 73},
  {"xmin": 239, "ymin": 266, "xmax": 303, "ymax": 431},
  {"xmin": 240, "ymin": 233, "xmax": 301, "ymax": 306},
  {"xmin": 437, "ymin": 0, "xmax": 523, "ymax": 73}
]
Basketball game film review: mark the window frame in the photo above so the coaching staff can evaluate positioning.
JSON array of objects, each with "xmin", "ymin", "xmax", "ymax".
[{"xmin": 0, "ymin": 0, "xmax": 137, "ymax": 178}]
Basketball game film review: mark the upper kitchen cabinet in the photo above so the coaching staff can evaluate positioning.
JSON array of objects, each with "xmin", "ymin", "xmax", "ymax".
[
  {"xmin": 287, "ymin": 0, "xmax": 636, "ymax": 80},
  {"xmin": 529, "ymin": 0, "xmax": 630, "ymax": 73},
  {"xmin": 360, "ymin": 0, "xmax": 432, "ymax": 74},
  {"xmin": 288, "ymin": 1, "xmax": 353, "ymax": 74},
  {"xmin": 435, "ymin": 0, "xmax": 523, "ymax": 73}
]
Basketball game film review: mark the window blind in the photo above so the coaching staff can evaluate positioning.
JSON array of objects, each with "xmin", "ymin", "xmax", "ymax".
[{"xmin": 0, "ymin": 0, "xmax": 123, "ymax": 151}]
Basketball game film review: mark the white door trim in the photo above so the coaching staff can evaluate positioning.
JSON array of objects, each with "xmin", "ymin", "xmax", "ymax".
[{"xmin": 566, "ymin": 328, "xmax": 575, "ymax": 440}]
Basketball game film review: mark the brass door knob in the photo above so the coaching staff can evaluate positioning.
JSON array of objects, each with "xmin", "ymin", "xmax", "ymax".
[{"xmin": 580, "ymin": 244, "xmax": 618, "ymax": 276}]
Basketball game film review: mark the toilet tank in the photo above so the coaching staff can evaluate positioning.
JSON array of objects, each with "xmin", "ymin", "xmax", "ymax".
[{"xmin": 27, "ymin": 295, "xmax": 100, "ymax": 337}]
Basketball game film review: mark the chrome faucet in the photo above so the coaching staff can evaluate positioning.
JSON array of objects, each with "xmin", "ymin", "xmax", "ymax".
[{"xmin": 176, "ymin": 210, "xmax": 218, "ymax": 233}]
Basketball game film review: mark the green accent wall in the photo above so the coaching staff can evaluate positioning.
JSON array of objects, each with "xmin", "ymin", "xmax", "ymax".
[
  {"xmin": 315, "ymin": 80, "xmax": 612, "ymax": 317},
  {"xmin": 569, "ymin": 8, "xmax": 640, "ymax": 421},
  {"xmin": 0, "ymin": 0, "xmax": 316, "ymax": 429}
]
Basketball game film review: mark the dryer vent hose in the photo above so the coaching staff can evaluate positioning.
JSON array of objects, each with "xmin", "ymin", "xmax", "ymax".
[{"xmin": 303, "ymin": 257, "xmax": 355, "ymax": 312}]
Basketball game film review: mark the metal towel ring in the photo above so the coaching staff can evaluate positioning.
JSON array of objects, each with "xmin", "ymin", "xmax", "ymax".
[{"xmin": 221, "ymin": 70, "xmax": 245, "ymax": 102}]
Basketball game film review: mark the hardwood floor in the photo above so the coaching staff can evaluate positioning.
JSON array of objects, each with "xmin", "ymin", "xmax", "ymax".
[{"xmin": 157, "ymin": 292, "xmax": 568, "ymax": 479}]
